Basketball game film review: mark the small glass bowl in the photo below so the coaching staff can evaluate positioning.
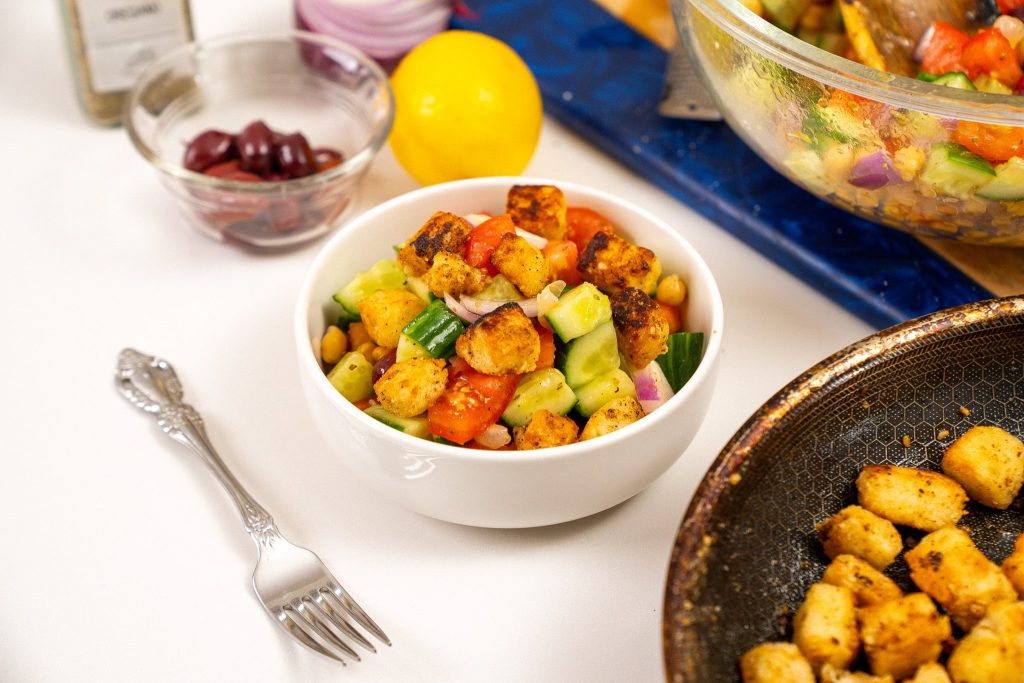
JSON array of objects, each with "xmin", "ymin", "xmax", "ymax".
[{"xmin": 124, "ymin": 31, "xmax": 393, "ymax": 252}]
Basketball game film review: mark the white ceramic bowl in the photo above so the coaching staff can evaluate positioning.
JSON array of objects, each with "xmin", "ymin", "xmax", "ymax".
[{"xmin": 294, "ymin": 177, "xmax": 724, "ymax": 528}]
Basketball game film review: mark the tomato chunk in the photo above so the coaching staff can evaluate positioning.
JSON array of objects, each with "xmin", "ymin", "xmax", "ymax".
[
  {"xmin": 565, "ymin": 207, "xmax": 614, "ymax": 253},
  {"xmin": 464, "ymin": 214, "xmax": 515, "ymax": 276},
  {"xmin": 656, "ymin": 301, "xmax": 683, "ymax": 334},
  {"xmin": 541, "ymin": 239, "xmax": 582, "ymax": 286},
  {"xmin": 427, "ymin": 359, "xmax": 519, "ymax": 444},
  {"xmin": 962, "ymin": 28, "xmax": 1023, "ymax": 86},
  {"xmin": 998, "ymin": 0, "xmax": 1024, "ymax": 13},
  {"xmin": 953, "ymin": 120, "xmax": 1024, "ymax": 163},
  {"xmin": 920, "ymin": 21, "xmax": 969, "ymax": 76},
  {"xmin": 534, "ymin": 323, "xmax": 556, "ymax": 370}
]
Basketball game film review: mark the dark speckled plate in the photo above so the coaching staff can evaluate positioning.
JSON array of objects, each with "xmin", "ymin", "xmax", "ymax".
[{"xmin": 663, "ymin": 296, "xmax": 1024, "ymax": 682}]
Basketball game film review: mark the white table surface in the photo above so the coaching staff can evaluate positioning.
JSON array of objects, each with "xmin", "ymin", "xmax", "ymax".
[{"xmin": 0, "ymin": 2, "xmax": 873, "ymax": 681}]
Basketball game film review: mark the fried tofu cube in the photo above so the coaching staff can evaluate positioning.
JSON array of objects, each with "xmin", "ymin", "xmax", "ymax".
[
  {"xmin": 907, "ymin": 663, "xmax": 951, "ymax": 683},
  {"xmin": 373, "ymin": 359, "xmax": 447, "ymax": 418},
  {"xmin": 856, "ymin": 465, "xmax": 968, "ymax": 532},
  {"xmin": 816, "ymin": 505, "xmax": 904, "ymax": 570},
  {"xmin": 506, "ymin": 184, "xmax": 567, "ymax": 240},
  {"xmin": 512, "ymin": 409, "xmax": 579, "ymax": 450},
  {"xmin": 947, "ymin": 600, "xmax": 1024, "ymax": 683},
  {"xmin": 455, "ymin": 302, "xmax": 539, "ymax": 375},
  {"xmin": 941, "ymin": 425, "xmax": 1024, "ymax": 509},
  {"xmin": 857, "ymin": 592, "xmax": 951, "ymax": 679},
  {"xmin": 578, "ymin": 231, "xmax": 661, "ymax": 295},
  {"xmin": 422, "ymin": 252, "xmax": 488, "ymax": 298},
  {"xmin": 579, "ymin": 396, "xmax": 644, "ymax": 441},
  {"xmin": 819, "ymin": 664, "xmax": 894, "ymax": 683},
  {"xmin": 905, "ymin": 526, "xmax": 1017, "ymax": 631},
  {"xmin": 397, "ymin": 211, "xmax": 474, "ymax": 277},
  {"xmin": 821, "ymin": 554, "xmax": 903, "ymax": 607},
  {"xmin": 739, "ymin": 642, "xmax": 814, "ymax": 683},
  {"xmin": 610, "ymin": 288, "xmax": 670, "ymax": 368},
  {"xmin": 1002, "ymin": 532, "xmax": 1024, "ymax": 597},
  {"xmin": 792, "ymin": 583, "xmax": 860, "ymax": 673},
  {"xmin": 357, "ymin": 289, "xmax": 426, "ymax": 348},
  {"xmin": 490, "ymin": 233, "xmax": 550, "ymax": 297}
]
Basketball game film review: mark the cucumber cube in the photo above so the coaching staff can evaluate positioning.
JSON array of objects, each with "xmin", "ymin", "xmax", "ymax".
[
  {"xmin": 364, "ymin": 405, "xmax": 430, "ymax": 438},
  {"xmin": 332, "ymin": 259, "xmax": 406, "ymax": 315},
  {"xmin": 502, "ymin": 369, "xmax": 578, "ymax": 427},
  {"xmin": 326, "ymin": 351, "xmax": 373, "ymax": 402},
  {"xmin": 921, "ymin": 143, "xmax": 995, "ymax": 199},
  {"xmin": 560, "ymin": 322, "xmax": 620, "ymax": 389},
  {"xmin": 574, "ymin": 368, "xmax": 637, "ymax": 417},
  {"xmin": 544, "ymin": 282, "xmax": 612, "ymax": 342}
]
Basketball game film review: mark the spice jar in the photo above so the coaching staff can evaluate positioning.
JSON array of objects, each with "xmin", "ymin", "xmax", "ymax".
[{"xmin": 58, "ymin": 0, "xmax": 194, "ymax": 126}]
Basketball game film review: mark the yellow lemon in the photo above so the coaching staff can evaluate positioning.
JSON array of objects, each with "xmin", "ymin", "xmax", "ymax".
[{"xmin": 389, "ymin": 30, "xmax": 542, "ymax": 185}]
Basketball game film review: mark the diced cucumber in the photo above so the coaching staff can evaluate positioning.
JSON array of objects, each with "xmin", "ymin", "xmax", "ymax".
[
  {"xmin": 326, "ymin": 351, "xmax": 373, "ymax": 402},
  {"xmin": 501, "ymin": 369, "xmax": 577, "ymax": 427},
  {"xmin": 761, "ymin": 0, "xmax": 810, "ymax": 31},
  {"xmin": 476, "ymin": 275, "xmax": 522, "ymax": 301},
  {"xmin": 402, "ymin": 299, "xmax": 464, "ymax": 358},
  {"xmin": 574, "ymin": 368, "xmax": 637, "ymax": 418},
  {"xmin": 977, "ymin": 157, "xmax": 1024, "ymax": 201},
  {"xmin": 920, "ymin": 143, "xmax": 996, "ymax": 198},
  {"xmin": 783, "ymin": 149, "xmax": 832, "ymax": 196},
  {"xmin": 917, "ymin": 71, "xmax": 976, "ymax": 91},
  {"xmin": 560, "ymin": 322, "xmax": 620, "ymax": 389},
  {"xmin": 332, "ymin": 259, "xmax": 406, "ymax": 315},
  {"xmin": 656, "ymin": 332, "xmax": 705, "ymax": 393},
  {"xmin": 364, "ymin": 405, "xmax": 429, "ymax": 438},
  {"xmin": 396, "ymin": 334, "xmax": 431, "ymax": 362},
  {"xmin": 544, "ymin": 282, "xmax": 612, "ymax": 342},
  {"xmin": 406, "ymin": 276, "xmax": 435, "ymax": 304},
  {"xmin": 974, "ymin": 74, "xmax": 1011, "ymax": 95}
]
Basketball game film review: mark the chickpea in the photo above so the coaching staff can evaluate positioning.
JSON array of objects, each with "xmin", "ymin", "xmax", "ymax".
[
  {"xmin": 370, "ymin": 346, "xmax": 391, "ymax": 362},
  {"xmin": 320, "ymin": 325, "xmax": 348, "ymax": 365},
  {"xmin": 655, "ymin": 275, "xmax": 687, "ymax": 307},
  {"xmin": 347, "ymin": 321, "xmax": 372, "ymax": 349},
  {"xmin": 355, "ymin": 341, "xmax": 376, "ymax": 359}
]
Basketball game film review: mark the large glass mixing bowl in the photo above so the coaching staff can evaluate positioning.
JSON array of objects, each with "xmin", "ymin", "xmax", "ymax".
[{"xmin": 675, "ymin": 0, "xmax": 1024, "ymax": 245}]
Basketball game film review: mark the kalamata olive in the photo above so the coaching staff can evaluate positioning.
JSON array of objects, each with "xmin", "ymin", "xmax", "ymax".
[
  {"xmin": 313, "ymin": 147, "xmax": 344, "ymax": 172},
  {"xmin": 274, "ymin": 132, "xmax": 316, "ymax": 179},
  {"xmin": 372, "ymin": 350, "xmax": 398, "ymax": 383},
  {"xmin": 183, "ymin": 130, "xmax": 236, "ymax": 172},
  {"xmin": 202, "ymin": 160, "xmax": 242, "ymax": 178},
  {"xmin": 237, "ymin": 120, "xmax": 275, "ymax": 176}
]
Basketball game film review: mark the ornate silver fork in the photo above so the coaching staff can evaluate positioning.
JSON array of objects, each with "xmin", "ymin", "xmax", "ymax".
[{"xmin": 116, "ymin": 348, "xmax": 390, "ymax": 664}]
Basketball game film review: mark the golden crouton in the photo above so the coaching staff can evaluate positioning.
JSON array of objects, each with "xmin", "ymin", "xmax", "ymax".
[
  {"xmin": 947, "ymin": 600, "xmax": 1024, "ymax": 683},
  {"xmin": 610, "ymin": 288, "xmax": 670, "ymax": 368},
  {"xmin": 905, "ymin": 526, "xmax": 1017, "ymax": 631},
  {"xmin": 490, "ymin": 233, "xmax": 550, "ymax": 297},
  {"xmin": 579, "ymin": 396, "xmax": 644, "ymax": 441},
  {"xmin": 373, "ymin": 359, "xmax": 447, "ymax": 418},
  {"xmin": 816, "ymin": 505, "xmax": 903, "ymax": 570},
  {"xmin": 512, "ymin": 409, "xmax": 579, "ymax": 450},
  {"xmin": 506, "ymin": 184, "xmax": 567, "ymax": 240},
  {"xmin": 819, "ymin": 664, "xmax": 894, "ymax": 683},
  {"xmin": 739, "ymin": 642, "xmax": 815, "ymax": 683},
  {"xmin": 1002, "ymin": 532, "xmax": 1024, "ymax": 597},
  {"xmin": 941, "ymin": 425, "xmax": 1024, "ymax": 509},
  {"xmin": 578, "ymin": 231, "xmax": 662, "ymax": 295},
  {"xmin": 857, "ymin": 592, "xmax": 951, "ymax": 680},
  {"xmin": 821, "ymin": 554, "xmax": 903, "ymax": 607},
  {"xmin": 856, "ymin": 465, "xmax": 968, "ymax": 532},
  {"xmin": 792, "ymin": 582, "xmax": 860, "ymax": 673},
  {"xmin": 397, "ymin": 211, "xmax": 474, "ymax": 277},
  {"xmin": 357, "ymin": 289, "xmax": 425, "ymax": 348},
  {"xmin": 455, "ymin": 303, "xmax": 540, "ymax": 375},
  {"xmin": 422, "ymin": 252, "xmax": 488, "ymax": 298},
  {"xmin": 907, "ymin": 663, "xmax": 951, "ymax": 683}
]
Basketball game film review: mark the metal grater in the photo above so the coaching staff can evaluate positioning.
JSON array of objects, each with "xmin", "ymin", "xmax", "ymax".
[{"xmin": 659, "ymin": 42, "xmax": 722, "ymax": 121}]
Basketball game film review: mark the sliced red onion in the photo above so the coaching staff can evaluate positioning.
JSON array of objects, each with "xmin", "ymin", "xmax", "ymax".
[
  {"xmin": 536, "ymin": 280, "xmax": 566, "ymax": 329},
  {"xmin": 514, "ymin": 227, "xmax": 548, "ymax": 249},
  {"xmin": 465, "ymin": 213, "xmax": 491, "ymax": 227},
  {"xmin": 459, "ymin": 294, "xmax": 540, "ymax": 318},
  {"xmin": 849, "ymin": 151, "xmax": 900, "ymax": 190},
  {"xmin": 913, "ymin": 23, "xmax": 936, "ymax": 63},
  {"xmin": 629, "ymin": 361, "xmax": 675, "ymax": 414},
  {"xmin": 444, "ymin": 293, "xmax": 481, "ymax": 323},
  {"xmin": 295, "ymin": 0, "xmax": 451, "ymax": 60},
  {"xmin": 474, "ymin": 423, "xmax": 511, "ymax": 449}
]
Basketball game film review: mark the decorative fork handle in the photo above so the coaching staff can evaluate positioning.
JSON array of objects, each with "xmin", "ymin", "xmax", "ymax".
[{"xmin": 116, "ymin": 348, "xmax": 281, "ymax": 549}]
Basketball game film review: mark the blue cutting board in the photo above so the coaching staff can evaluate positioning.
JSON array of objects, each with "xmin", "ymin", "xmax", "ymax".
[{"xmin": 452, "ymin": 0, "xmax": 991, "ymax": 329}]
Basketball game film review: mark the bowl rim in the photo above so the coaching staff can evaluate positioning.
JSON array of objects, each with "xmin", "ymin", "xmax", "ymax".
[
  {"xmin": 661, "ymin": 293, "xmax": 1024, "ymax": 681},
  {"xmin": 294, "ymin": 175, "xmax": 725, "ymax": 464},
  {"xmin": 682, "ymin": 0, "xmax": 1024, "ymax": 125},
  {"xmin": 123, "ymin": 29, "xmax": 395, "ymax": 192}
]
